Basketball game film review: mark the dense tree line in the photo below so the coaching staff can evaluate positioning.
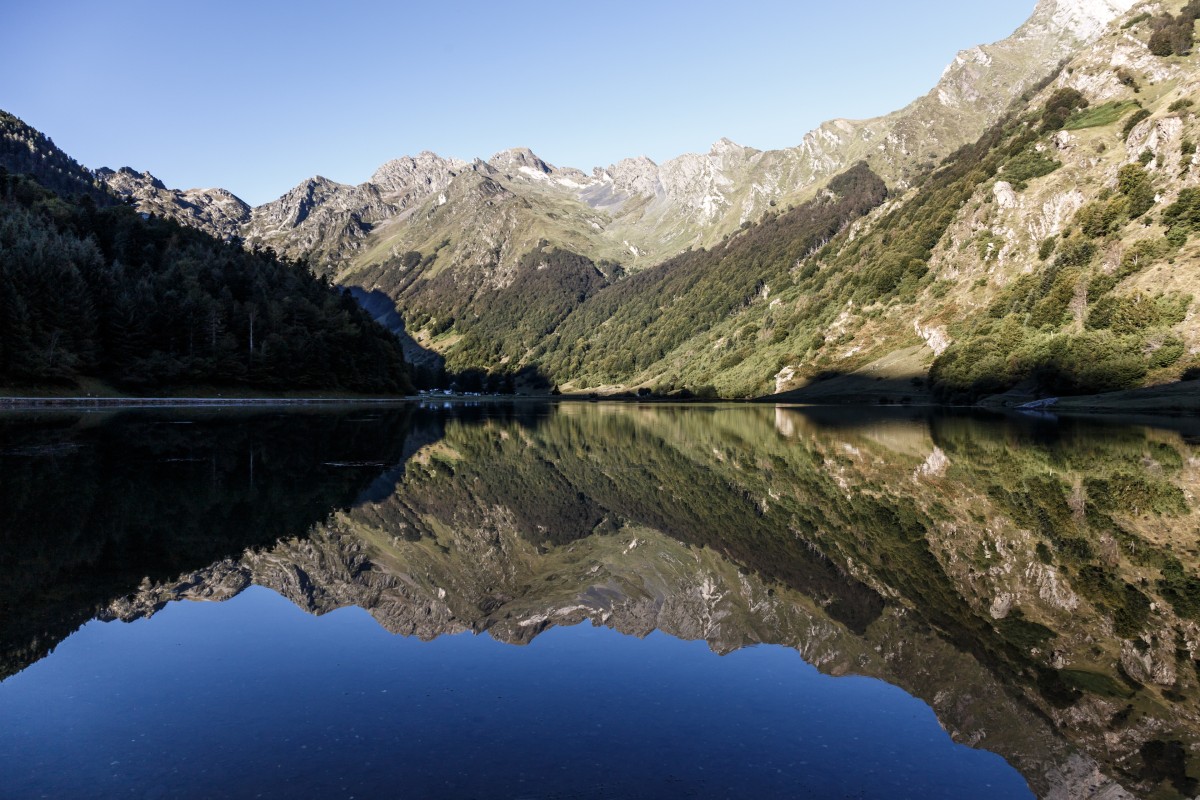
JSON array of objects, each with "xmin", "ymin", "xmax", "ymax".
[
  {"xmin": 0, "ymin": 110, "xmax": 114, "ymax": 206},
  {"xmin": 0, "ymin": 171, "xmax": 411, "ymax": 392}
]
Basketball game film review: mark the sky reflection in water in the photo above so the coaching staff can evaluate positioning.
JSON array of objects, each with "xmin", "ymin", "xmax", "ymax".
[{"xmin": 1, "ymin": 583, "xmax": 1029, "ymax": 799}]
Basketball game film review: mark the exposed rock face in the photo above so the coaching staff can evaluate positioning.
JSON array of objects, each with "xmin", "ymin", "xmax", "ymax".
[
  {"xmin": 96, "ymin": 0, "xmax": 1134, "ymax": 284},
  {"xmin": 97, "ymin": 167, "xmax": 251, "ymax": 240},
  {"xmin": 237, "ymin": 151, "xmax": 469, "ymax": 266},
  {"xmin": 97, "ymin": 151, "xmax": 468, "ymax": 268}
]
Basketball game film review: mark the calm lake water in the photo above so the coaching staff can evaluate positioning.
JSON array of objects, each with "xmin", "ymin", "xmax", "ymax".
[{"xmin": 2, "ymin": 402, "xmax": 1199, "ymax": 799}]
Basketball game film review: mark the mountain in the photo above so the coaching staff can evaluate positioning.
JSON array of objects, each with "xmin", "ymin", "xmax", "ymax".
[
  {"xmin": 97, "ymin": 166, "xmax": 250, "ymax": 241},
  {"xmin": 769, "ymin": 0, "xmax": 1200, "ymax": 403},
  {"xmin": 0, "ymin": 110, "xmax": 114, "ymax": 204},
  {"xmin": 436, "ymin": 0, "xmax": 1200, "ymax": 401},
  {"xmin": 94, "ymin": 2, "xmax": 1135, "ymax": 305},
  {"xmin": 0, "ymin": 116, "xmax": 412, "ymax": 394},
  {"xmin": 84, "ymin": 0, "xmax": 1185, "ymax": 401}
]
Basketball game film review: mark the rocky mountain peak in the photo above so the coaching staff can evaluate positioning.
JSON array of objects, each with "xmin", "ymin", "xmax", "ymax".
[
  {"xmin": 709, "ymin": 137, "xmax": 754, "ymax": 157},
  {"xmin": 488, "ymin": 147, "xmax": 553, "ymax": 177},
  {"xmin": 597, "ymin": 155, "xmax": 661, "ymax": 193},
  {"xmin": 95, "ymin": 165, "xmax": 250, "ymax": 240},
  {"xmin": 1020, "ymin": 0, "xmax": 1138, "ymax": 42},
  {"xmin": 369, "ymin": 151, "xmax": 466, "ymax": 196},
  {"xmin": 106, "ymin": 166, "xmax": 167, "ymax": 190}
]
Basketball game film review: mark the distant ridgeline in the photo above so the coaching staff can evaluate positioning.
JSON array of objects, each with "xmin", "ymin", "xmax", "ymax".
[
  {"xmin": 0, "ymin": 111, "xmax": 411, "ymax": 394},
  {"xmin": 327, "ymin": 1, "xmax": 1200, "ymax": 401},
  {"xmin": 334, "ymin": 45, "xmax": 1200, "ymax": 401}
]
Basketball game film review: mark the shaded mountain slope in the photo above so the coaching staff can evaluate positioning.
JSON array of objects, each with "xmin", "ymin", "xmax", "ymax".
[{"xmin": 0, "ymin": 125, "xmax": 412, "ymax": 393}]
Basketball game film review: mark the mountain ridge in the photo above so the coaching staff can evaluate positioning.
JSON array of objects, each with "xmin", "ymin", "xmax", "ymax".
[{"xmin": 96, "ymin": 0, "xmax": 1134, "ymax": 278}]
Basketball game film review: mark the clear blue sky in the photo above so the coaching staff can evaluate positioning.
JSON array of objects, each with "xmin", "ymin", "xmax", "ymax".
[{"xmin": 1, "ymin": 1, "xmax": 1035, "ymax": 205}]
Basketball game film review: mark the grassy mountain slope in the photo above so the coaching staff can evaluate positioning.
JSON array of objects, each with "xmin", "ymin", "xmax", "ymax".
[
  {"xmin": 476, "ymin": 0, "xmax": 1200, "ymax": 401},
  {"xmin": 538, "ymin": 163, "xmax": 889, "ymax": 394}
]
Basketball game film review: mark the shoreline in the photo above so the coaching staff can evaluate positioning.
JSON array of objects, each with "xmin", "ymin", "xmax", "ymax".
[
  {"xmin": 1, "ymin": 382, "xmax": 1196, "ymax": 418},
  {"xmin": 0, "ymin": 395, "xmax": 416, "ymax": 410}
]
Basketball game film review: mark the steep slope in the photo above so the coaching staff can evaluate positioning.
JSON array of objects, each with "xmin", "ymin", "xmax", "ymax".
[
  {"xmin": 538, "ymin": 163, "xmax": 889, "ymax": 393},
  {"xmin": 96, "ymin": 167, "xmax": 250, "ymax": 241},
  {"xmin": 0, "ymin": 110, "xmax": 114, "ymax": 205},
  {"xmin": 493, "ymin": 0, "xmax": 1200, "ymax": 400},
  {"xmin": 97, "ymin": 2, "xmax": 1134, "ymax": 293},
  {"xmin": 0, "ymin": 170, "xmax": 411, "ymax": 393},
  {"xmin": 775, "ymin": 0, "xmax": 1200, "ymax": 403}
]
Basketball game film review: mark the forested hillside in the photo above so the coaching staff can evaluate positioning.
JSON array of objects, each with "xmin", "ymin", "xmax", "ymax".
[
  {"xmin": 537, "ymin": 163, "xmax": 889, "ymax": 393},
  {"xmin": 0, "ymin": 110, "xmax": 113, "ymax": 206},
  {"xmin": 402, "ymin": 0, "xmax": 1200, "ymax": 402},
  {"xmin": 0, "ymin": 171, "xmax": 411, "ymax": 393},
  {"xmin": 8, "ymin": 0, "xmax": 1199, "ymax": 403}
]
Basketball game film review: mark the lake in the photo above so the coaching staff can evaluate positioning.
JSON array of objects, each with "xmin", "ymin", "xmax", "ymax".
[{"xmin": 1, "ymin": 401, "xmax": 1198, "ymax": 799}]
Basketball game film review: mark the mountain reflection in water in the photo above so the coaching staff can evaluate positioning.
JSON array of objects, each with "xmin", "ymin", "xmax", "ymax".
[{"xmin": 2, "ymin": 402, "xmax": 1200, "ymax": 798}]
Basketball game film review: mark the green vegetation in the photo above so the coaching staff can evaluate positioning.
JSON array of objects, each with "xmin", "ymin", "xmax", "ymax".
[
  {"xmin": 0, "ymin": 111, "xmax": 113, "ymax": 205},
  {"xmin": 535, "ymin": 162, "xmax": 889, "ymax": 393},
  {"xmin": 1002, "ymin": 147, "xmax": 1061, "ymax": 189},
  {"xmin": 1123, "ymin": 11, "xmax": 1152, "ymax": 29},
  {"xmin": 1064, "ymin": 100, "xmax": 1140, "ymax": 130},
  {"xmin": 929, "ymin": 152, "xmax": 1194, "ymax": 402},
  {"xmin": 1122, "ymin": 108, "xmax": 1152, "ymax": 139},
  {"xmin": 1147, "ymin": 2, "xmax": 1200, "ymax": 57},
  {"xmin": 0, "ymin": 172, "xmax": 410, "ymax": 393},
  {"xmin": 1163, "ymin": 187, "xmax": 1200, "ymax": 244},
  {"xmin": 1042, "ymin": 88, "xmax": 1089, "ymax": 131}
]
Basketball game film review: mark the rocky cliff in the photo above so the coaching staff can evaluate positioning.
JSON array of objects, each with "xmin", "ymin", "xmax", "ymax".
[
  {"xmin": 97, "ymin": 166, "xmax": 250, "ymax": 240},
  {"xmin": 94, "ymin": 1, "xmax": 1133, "ymax": 282}
]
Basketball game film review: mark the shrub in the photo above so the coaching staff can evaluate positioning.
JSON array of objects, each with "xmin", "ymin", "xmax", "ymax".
[
  {"xmin": 1123, "ymin": 108, "xmax": 1151, "ymax": 139},
  {"xmin": 1162, "ymin": 187, "xmax": 1200, "ymax": 244},
  {"xmin": 1055, "ymin": 235, "xmax": 1097, "ymax": 267},
  {"xmin": 1003, "ymin": 148, "xmax": 1061, "ymax": 189},
  {"xmin": 1117, "ymin": 164, "xmax": 1155, "ymax": 218},
  {"xmin": 1123, "ymin": 11, "xmax": 1152, "ymax": 28},
  {"xmin": 1150, "ymin": 336, "xmax": 1186, "ymax": 369},
  {"xmin": 1086, "ymin": 293, "xmax": 1161, "ymax": 333},
  {"xmin": 1077, "ymin": 199, "xmax": 1127, "ymax": 238},
  {"xmin": 1038, "ymin": 236, "xmax": 1057, "ymax": 261},
  {"xmin": 1042, "ymin": 88, "xmax": 1089, "ymax": 131}
]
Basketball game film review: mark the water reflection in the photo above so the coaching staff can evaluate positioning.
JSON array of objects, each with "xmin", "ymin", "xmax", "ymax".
[{"xmin": 3, "ymin": 402, "xmax": 1200, "ymax": 798}]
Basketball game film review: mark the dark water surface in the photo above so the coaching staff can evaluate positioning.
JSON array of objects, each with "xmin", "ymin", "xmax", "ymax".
[{"xmin": 2, "ymin": 402, "xmax": 1199, "ymax": 798}]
